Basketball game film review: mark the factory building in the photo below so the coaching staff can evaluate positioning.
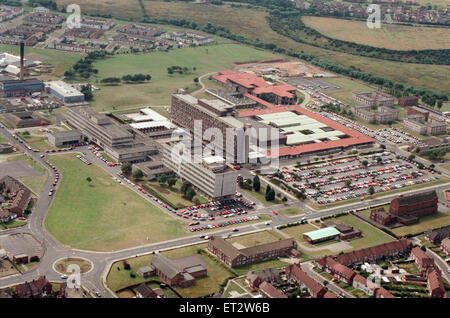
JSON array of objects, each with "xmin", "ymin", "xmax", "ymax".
[{"xmin": 46, "ymin": 81, "xmax": 85, "ymax": 104}]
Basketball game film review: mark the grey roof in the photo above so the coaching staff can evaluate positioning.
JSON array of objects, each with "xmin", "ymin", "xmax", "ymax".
[{"xmin": 151, "ymin": 253, "xmax": 181, "ymax": 279}]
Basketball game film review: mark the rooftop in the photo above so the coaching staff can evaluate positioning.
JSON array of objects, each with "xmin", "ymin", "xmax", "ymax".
[{"xmin": 304, "ymin": 227, "xmax": 340, "ymax": 241}]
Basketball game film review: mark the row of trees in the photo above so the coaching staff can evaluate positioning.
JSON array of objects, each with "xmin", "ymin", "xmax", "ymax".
[
  {"xmin": 65, "ymin": 51, "xmax": 110, "ymax": 79},
  {"xmin": 167, "ymin": 66, "xmax": 196, "ymax": 75},
  {"xmin": 143, "ymin": 18, "xmax": 447, "ymax": 105}
]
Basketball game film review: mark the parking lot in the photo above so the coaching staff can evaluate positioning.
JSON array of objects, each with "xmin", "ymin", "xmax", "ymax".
[
  {"xmin": 273, "ymin": 152, "xmax": 440, "ymax": 205},
  {"xmin": 318, "ymin": 111, "xmax": 421, "ymax": 146}
]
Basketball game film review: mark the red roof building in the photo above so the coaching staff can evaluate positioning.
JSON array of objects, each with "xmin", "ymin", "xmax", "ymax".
[
  {"xmin": 427, "ymin": 268, "xmax": 446, "ymax": 298},
  {"xmin": 285, "ymin": 264, "xmax": 327, "ymax": 298},
  {"xmin": 411, "ymin": 247, "xmax": 434, "ymax": 272},
  {"xmin": 337, "ymin": 239, "xmax": 412, "ymax": 266},
  {"xmin": 317, "ymin": 256, "xmax": 356, "ymax": 284},
  {"xmin": 258, "ymin": 281, "xmax": 287, "ymax": 298},
  {"xmin": 374, "ymin": 287, "xmax": 395, "ymax": 298},
  {"xmin": 213, "ymin": 70, "xmax": 297, "ymax": 105}
]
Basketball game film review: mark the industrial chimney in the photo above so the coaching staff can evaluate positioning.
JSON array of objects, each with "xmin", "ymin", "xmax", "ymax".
[{"xmin": 20, "ymin": 41, "xmax": 24, "ymax": 81}]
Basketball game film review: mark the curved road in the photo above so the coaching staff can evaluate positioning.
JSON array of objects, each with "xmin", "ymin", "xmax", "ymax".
[{"xmin": 0, "ymin": 124, "xmax": 448, "ymax": 298}]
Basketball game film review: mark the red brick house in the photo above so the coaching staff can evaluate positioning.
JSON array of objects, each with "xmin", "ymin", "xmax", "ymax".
[
  {"xmin": 14, "ymin": 276, "xmax": 52, "ymax": 298},
  {"xmin": 374, "ymin": 287, "xmax": 395, "ymax": 298},
  {"xmin": 440, "ymin": 238, "xmax": 450, "ymax": 257},
  {"xmin": 425, "ymin": 225, "xmax": 450, "ymax": 245},
  {"xmin": 370, "ymin": 208, "xmax": 395, "ymax": 226},
  {"xmin": 317, "ymin": 256, "xmax": 356, "ymax": 284},
  {"xmin": 258, "ymin": 281, "xmax": 287, "ymax": 298},
  {"xmin": 398, "ymin": 96, "xmax": 419, "ymax": 107},
  {"xmin": 285, "ymin": 264, "xmax": 327, "ymax": 298},
  {"xmin": 411, "ymin": 247, "xmax": 434, "ymax": 272},
  {"xmin": 337, "ymin": 239, "xmax": 412, "ymax": 266},
  {"xmin": 245, "ymin": 268, "xmax": 281, "ymax": 291},
  {"xmin": 427, "ymin": 269, "xmax": 446, "ymax": 298}
]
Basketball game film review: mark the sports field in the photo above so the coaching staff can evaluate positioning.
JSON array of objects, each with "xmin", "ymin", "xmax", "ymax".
[
  {"xmin": 90, "ymin": 43, "xmax": 282, "ymax": 113},
  {"xmin": 45, "ymin": 154, "xmax": 188, "ymax": 251},
  {"xmin": 302, "ymin": 16, "xmax": 450, "ymax": 51}
]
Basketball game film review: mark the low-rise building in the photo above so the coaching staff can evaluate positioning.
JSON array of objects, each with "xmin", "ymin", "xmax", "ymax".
[
  {"xmin": 411, "ymin": 247, "xmax": 434, "ymax": 272},
  {"xmin": 48, "ymin": 130, "xmax": 82, "ymax": 148},
  {"xmin": 14, "ymin": 276, "xmax": 52, "ymax": 298},
  {"xmin": 352, "ymin": 274, "xmax": 375, "ymax": 296},
  {"xmin": 246, "ymin": 268, "xmax": 281, "ymax": 290},
  {"xmin": 303, "ymin": 227, "xmax": 340, "ymax": 244},
  {"xmin": 3, "ymin": 111, "xmax": 48, "ymax": 128},
  {"xmin": 352, "ymin": 91, "xmax": 394, "ymax": 107},
  {"xmin": 427, "ymin": 268, "xmax": 446, "ymax": 298},
  {"xmin": 285, "ymin": 264, "xmax": 327, "ymax": 298},
  {"xmin": 135, "ymin": 283, "xmax": 158, "ymax": 298},
  {"xmin": 208, "ymin": 236, "xmax": 297, "ymax": 268},
  {"xmin": 425, "ymin": 225, "xmax": 450, "ymax": 245},
  {"xmin": 317, "ymin": 256, "xmax": 356, "ymax": 284},
  {"xmin": 440, "ymin": 237, "xmax": 450, "ymax": 257},
  {"xmin": 46, "ymin": 81, "xmax": 85, "ymax": 104},
  {"xmin": 151, "ymin": 254, "xmax": 207, "ymax": 288},
  {"xmin": 398, "ymin": 96, "xmax": 419, "ymax": 107},
  {"xmin": 258, "ymin": 281, "xmax": 287, "ymax": 298}
]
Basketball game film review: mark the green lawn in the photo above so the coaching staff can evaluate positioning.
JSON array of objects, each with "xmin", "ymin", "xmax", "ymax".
[
  {"xmin": 145, "ymin": 180, "xmax": 208, "ymax": 209},
  {"xmin": 242, "ymin": 186, "xmax": 283, "ymax": 206},
  {"xmin": 17, "ymin": 133, "xmax": 55, "ymax": 151},
  {"xmin": 45, "ymin": 154, "xmax": 188, "ymax": 251},
  {"xmin": 227, "ymin": 230, "xmax": 286, "ymax": 248},
  {"xmin": 391, "ymin": 211, "xmax": 450, "ymax": 237},
  {"xmin": 223, "ymin": 281, "xmax": 247, "ymax": 298},
  {"xmin": 0, "ymin": 44, "xmax": 81, "ymax": 78},
  {"xmin": 280, "ymin": 215, "xmax": 394, "ymax": 260},
  {"xmin": 279, "ymin": 207, "xmax": 304, "ymax": 217},
  {"xmin": 89, "ymin": 43, "xmax": 282, "ymax": 113}
]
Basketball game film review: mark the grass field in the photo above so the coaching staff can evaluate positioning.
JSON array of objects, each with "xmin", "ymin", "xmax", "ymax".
[
  {"xmin": 45, "ymin": 154, "xmax": 188, "ymax": 251},
  {"xmin": 391, "ymin": 211, "xmax": 450, "ymax": 237},
  {"xmin": 302, "ymin": 16, "xmax": 450, "ymax": 51},
  {"xmin": 223, "ymin": 281, "xmax": 247, "ymax": 298},
  {"xmin": 55, "ymin": 0, "xmax": 450, "ymax": 96},
  {"xmin": 7, "ymin": 154, "xmax": 46, "ymax": 194},
  {"xmin": 281, "ymin": 215, "xmax": 395, "ymax": 259},
  {"xmin": 278, "ymin": 207, "xmax": 304, "ymax": 217},
  {"xmin": 321, "ymin": 77, "xmax": 377, "ymax": 106},
  {"xmin": 242, "ymin": 186, "xmax": 283, "ymax": 206},
  {"xmin": 145, "ymin": 180, "xmax": 208, "ymax": 209},
  {"xmin": 107, "ymin": 243, "xmax": 235, "ymax": 297},
  {"xmin": 89, "ymin": 44, "xmax": 282, "ymax": 113},
  {"xmin": 17, "ymin": 133, "xmax": 54, "ymax": 152},
  {"xmin": 0, "ymin": 44, "xmax": 81, "ymax": 78}
]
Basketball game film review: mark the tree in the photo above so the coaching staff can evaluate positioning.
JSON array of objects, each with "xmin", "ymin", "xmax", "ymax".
[
  {"xmin": 157, "ymin": 174, "xmax": 168, "ymax": 185},
  {"xmin": 181, "ymin": 181, "xmax": 192, "ymax": 195},
  {"xmin": 167, "ymin": 177, "xmax": 177, "ymax": 188},
  {"xmin": 186, "ymin": 188, "xmax": 196, "ymax": 201},
  {"xmin": 345, "ymin": 180, "xmax": 352, "ymax": 189},
  {"xmin": 253, "ymin": 175, "xmax": 261, "ymax": 192},
  {"xmin": 362, "ymin": 160, "xmax": 368, "ymax": 168},
  {"xmin": 86, "ymin": 177, "xmax": 92, "ymax": 183},
  {"xmin": 121, "ymin": 162, "xmax": 132, "ymax": 176},
  {"xmin": 266, "ymin": 188, "xmax": 275, "ymax": 201},
  {"xmin": 132, "ymin": 169, "xmax": 144, "ymax": 180},
  {"xmin": 368, "ymin": 186, "xmax": 375, "ymax": 196}
]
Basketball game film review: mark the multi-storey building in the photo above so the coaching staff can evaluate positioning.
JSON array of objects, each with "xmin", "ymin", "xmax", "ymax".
[
  {"xmin": 66, "ymin": 106, "xmax": 157, "ymax": 163},
  {"xmin": 352, "ymin": 91, "xmax": 395, "ymax": 108},
  {"xmin": 159, "ymin": 139, "xmax": 236, "ymax": 199}
]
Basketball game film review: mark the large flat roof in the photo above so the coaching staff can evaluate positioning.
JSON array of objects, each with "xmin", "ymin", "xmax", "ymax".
[
  {"xmin": 237, "ymin": 99, "xmax": 373, "ymax": 157},
  {"xmin": 304, "ymin": 227, "xmax": 340, "ymax": 241}
]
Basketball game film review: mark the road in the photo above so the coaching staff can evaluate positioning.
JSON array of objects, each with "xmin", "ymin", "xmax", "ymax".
[{"xmin": 0, "ymin": 123, "xmax": 449, "ymax": 298}]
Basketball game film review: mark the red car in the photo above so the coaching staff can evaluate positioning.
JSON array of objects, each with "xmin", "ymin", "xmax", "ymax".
[{"xmin": 273, "ymin": 210, "xmax": 279, "ymax": 215}]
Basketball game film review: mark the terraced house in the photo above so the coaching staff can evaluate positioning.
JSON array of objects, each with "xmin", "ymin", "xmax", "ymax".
[{"xmin": 0, "ymin": 176, "xmax": 32, "ymax": 223}]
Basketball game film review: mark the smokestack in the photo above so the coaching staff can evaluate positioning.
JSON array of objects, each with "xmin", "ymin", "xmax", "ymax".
[{"xmin": 20, "ymin": 41, "xmax": 24, "ymax": 81}]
